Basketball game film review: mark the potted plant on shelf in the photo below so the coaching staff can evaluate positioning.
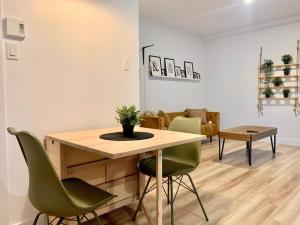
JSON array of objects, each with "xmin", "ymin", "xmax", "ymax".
[
  {"xmin": 272, "ymin": 77, "xmax": 283, "ymax": 87},
  {"xmin": 262, "ymin": 59, "xmax": 274, "ymax": 84},
  {"xmin": 283, "ymin": 67, "xmax": 291, "ymax": 76},
  {"xmin": 283, "ymin": 88, "xmax": 291, "ymax": 98},
  {"xmin": 281, "ymin": 54, "xmax": 293, "ymax": 64},
  {"xmin": 281, "ymin": 54, "xmax": 293, "ymax": 76},
  {"xmin": 263, "ymin": 86, "xmax": 274, "ymax": 98},
  {"xmin": 116, "ymin": 105, "xmax": 142, "ymax": 137}
]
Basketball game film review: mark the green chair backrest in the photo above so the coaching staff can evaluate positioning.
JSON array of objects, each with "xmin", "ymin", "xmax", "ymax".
[
  {"xmin": 7, "ymin": 127, "xmax": 78, "ymax": 216},
  {"xmin": 163, "ymin": 117, "xmax": 202, "ymax": 168}
]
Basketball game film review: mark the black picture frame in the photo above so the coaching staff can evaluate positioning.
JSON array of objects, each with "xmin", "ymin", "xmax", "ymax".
[
  {"xmin": 184, "ymin": 61, "xmax": 194, "ymax": 79},
  {"xmin": 164, "ymin": 58, "xmax": 176, "ymax": 78},
  {"xmin": 181, "ymin": 70, "xmax": 186, "ymax": 78},
  {"xmin": 149, "ymin": 55, "xmax": 163, "ymax": 77},
  {"xmin": 175, "ymin": 66, "xmax": 181, "ymax": 77}
]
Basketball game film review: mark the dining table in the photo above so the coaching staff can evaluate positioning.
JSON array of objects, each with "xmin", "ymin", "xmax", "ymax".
[{"xmin": 45, "ymin": 126, "xmax": 205, "ymax": 225}]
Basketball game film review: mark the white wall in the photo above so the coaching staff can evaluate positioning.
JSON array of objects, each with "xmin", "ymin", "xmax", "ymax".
[
  {"xmin": 205, "ymin": 22, "xmax": 300, "ymax": 145},
  {"xmin": 140, "ymin": 18, "xmax": 206, "ymax": 112},
  {"xmin": 1, "ymin": 0, "xmax": 139, "ymax": 224},
  {"xmin": 0, "ymin": 0, "xmax": 10, "ymax": 223}
]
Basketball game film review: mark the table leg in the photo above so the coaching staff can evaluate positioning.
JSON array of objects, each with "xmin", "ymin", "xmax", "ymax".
[
  {"xmin": 248, "ymin": 138, "xmax": 252, "ymax": 166},
  {"xmin": 219, "ymin": 138, "xmax": 225, "ymax": 160},
  {"xmin": 155, "ymin": 150, "xmax": 163, "ymax": 225},
  {"xmin": 270, "ymin": 135, "xmax": 276, "ymax": 154}
]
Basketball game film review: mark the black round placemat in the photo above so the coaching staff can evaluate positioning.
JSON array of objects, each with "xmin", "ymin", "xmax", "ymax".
[{"xmin": 100, "ymin": 132, "xmax": 154, "ymax": 141}]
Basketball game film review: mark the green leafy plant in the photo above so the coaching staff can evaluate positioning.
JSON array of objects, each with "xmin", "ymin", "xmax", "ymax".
[
  {"xmin": 116, "ymin": 105, "xmax": 142, "ymax": 126},
  {"xmin": 272, "ymin": 77, "xmax": 283, "ymax": 87},
  {"xmin": 263, "ymin": 86, "xmax": 274, "ymax": 98},
  {"xmin": 283, "ymin": 88, "xmax": 291, "ymax": 98},
  {"xmin": 283, "ymin": 67, "xmax": 291, "ymax": 76},
  {"xmin": 262, "ymin": 59, "xmax": 274, "ymax": 83},
  {"xmin": 281, "ymin": 54, "xmax": 293, "ymax": 64}
]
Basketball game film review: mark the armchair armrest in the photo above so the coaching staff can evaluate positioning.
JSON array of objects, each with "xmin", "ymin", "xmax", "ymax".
[
  {"xmin": 206, "ymin": 112, "xmax": 220, "ymax": 131},
  {"xmin": 140, "ymin": 116, "xmax": 165, "ymax": 129}
]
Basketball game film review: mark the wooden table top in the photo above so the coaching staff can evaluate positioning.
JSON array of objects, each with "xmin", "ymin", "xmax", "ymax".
[
  {"xmin": 45, "ymin": 127, "xmax": 205, "ymax": 159},
  {"xmin": 219, "ymin": 125, "xmax": 277, "ymax": 141}
]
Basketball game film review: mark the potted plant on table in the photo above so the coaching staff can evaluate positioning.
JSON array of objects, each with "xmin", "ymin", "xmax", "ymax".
[
  {"xmin": 116, "ymin": 105, "xmax": 142, "ymax": 137},
  {"xmin": 272, "ymin": 77, "xmax": 283, "ymax": 87},
  {"xmin": 263, "ymin": 86, "xmax": 274, "ymax": 98},
  {"xmin": 281, "ymin": 54, "xmax": 293, "ymax": 76},
  {"xmin": 282, "ymin": 88, "xmax": 291, "ymax": 98}
]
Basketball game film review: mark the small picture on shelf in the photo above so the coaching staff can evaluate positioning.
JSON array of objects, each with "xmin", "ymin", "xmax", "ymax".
[
  {"xmin": 149, "ymin": 55, "xmax": 162, "ymax": 77},
  {"xmin": 175, "ymin": 66, "xmax": 181, "ymax": 77},
  {"xmin": 164, "ymin": 58, "xmax": 176, "ymax": 78},
  {"xmin": 161, "ymin": 69, "xmax": 166, "ymax": 76},
  {"xmin": 184, "ymin": 61, "xmax": 194, "ymax": 79},
  {"xmin": 193, "ymin": 72, "xmax": 201, "ymax": 79},
  {"xmin": 181, "ymin": 70, "xmax": 186, "ymax": 78}
]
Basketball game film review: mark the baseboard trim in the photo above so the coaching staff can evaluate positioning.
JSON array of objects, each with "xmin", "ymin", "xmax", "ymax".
[{"xmin": 260, "ymin": 137, "xmax": 300, "ymax": 146}]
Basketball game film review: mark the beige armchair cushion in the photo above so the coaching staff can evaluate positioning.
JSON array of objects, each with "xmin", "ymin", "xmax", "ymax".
[{"xmin": 185, "ymin": 108, "xmax": 207, "ymax": 124}]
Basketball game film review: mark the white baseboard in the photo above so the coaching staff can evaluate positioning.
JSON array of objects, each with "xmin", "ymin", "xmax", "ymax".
[{"xmin": 260, "ymin": 137, "xmax": 300, "ymax": 146}]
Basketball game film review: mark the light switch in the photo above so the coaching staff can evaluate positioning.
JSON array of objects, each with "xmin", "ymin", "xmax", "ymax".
[
  {"xmin": 6, "ymin": 42, "xmax": 18, "ymax": 60},
  {"xmin": 122, "ymin": 57, "xmax": 130, "ymax": 71}
]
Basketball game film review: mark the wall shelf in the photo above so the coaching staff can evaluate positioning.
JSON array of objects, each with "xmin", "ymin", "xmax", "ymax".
[
  {"xmin": 258, "ymin": 86, "xmax": 299, "ymax": 89},
  {"xmin": 258, "ymin": 97, "xmax": 298, "ymax": 100},
  {"xmin": 257, "ymin": 40, "xmax": 300, "ymax": 116},
  {"xmin": 259, "ymin": 75, "xmax": 298, "ymax": 79}
]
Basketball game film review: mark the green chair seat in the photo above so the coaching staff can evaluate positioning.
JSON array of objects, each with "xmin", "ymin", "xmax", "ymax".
[
  {"xmin": 138, "ymin": 157, "xmax": 195, "ymax": 178},
  {"xmin": 62, "ymin": 178, "xmax": 115, "ymax": 211}
]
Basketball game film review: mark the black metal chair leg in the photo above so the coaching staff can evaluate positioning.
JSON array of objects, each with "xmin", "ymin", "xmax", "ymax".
[
  {"xmin": 187, "ymin": 174, "xmax": 209, "ymax": 221},
  {"xmin": 56, "ymin": 218, "xmax": 64, "ymax": 225},
  {"xmin": 76, "ymin": 216, "xmax": 81, "ymax": 225},
  {"xmin": 33, "ymin": 212, "xmax": 42, "ymax": 225},
  {"xmin": 132, "ymin": 176, "xmax": 152, "ymax": 220},
  {"xmin": 91, "ymin": 211, "xmax": 102, "ymax": 225}
]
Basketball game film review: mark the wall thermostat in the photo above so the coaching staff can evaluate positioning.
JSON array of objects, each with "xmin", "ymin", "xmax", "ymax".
[{"xmin": 4, "ymin": 18, "xmax": 25, "ymax": 39}]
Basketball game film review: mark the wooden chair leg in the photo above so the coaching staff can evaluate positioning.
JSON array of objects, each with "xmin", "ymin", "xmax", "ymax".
[{"xmin": 133, "ymin": 176, "xmax": 152, "ymax": 220}]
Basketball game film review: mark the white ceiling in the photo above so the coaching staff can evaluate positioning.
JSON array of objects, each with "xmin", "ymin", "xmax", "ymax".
[{"xmin": 139, "ymin": 0, "xmax": 300, "ymax": 39}]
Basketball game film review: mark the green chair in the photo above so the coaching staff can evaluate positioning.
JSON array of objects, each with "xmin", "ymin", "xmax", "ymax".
[
  {"xmin": 132, "ymin": 117, "xmax": 208, "ymax": 224},
  {"xmin": 7, "ymin": 127, "xmax": 116, "ymax": 225}
]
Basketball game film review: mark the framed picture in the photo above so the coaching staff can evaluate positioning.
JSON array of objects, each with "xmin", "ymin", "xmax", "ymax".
[
  {"xmin": 164, "ymin": 58, "xmax": 176, "ymax": 78},
  {"xmin": 184, "ymin": 61, "xmax": 194, "ymax": 79},
  {"xmin": 175, "ymin": 66, "xmax": 181, "ymax": 77},
  {"xmin": 181, "ymin": 70, "xmax": 186, "ymax": 78},
  {"xmin": 149, "ymin": 55, "xmax": 162, "ymax": 77},
  {"xmin": 161, "ymin": 69, "xmax": 166, "ymax": 76}
]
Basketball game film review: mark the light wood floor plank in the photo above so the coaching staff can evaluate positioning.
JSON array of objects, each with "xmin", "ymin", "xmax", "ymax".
[{"xmin": 83, "ymin": 140, "xmax": 300, "ymax": 225}]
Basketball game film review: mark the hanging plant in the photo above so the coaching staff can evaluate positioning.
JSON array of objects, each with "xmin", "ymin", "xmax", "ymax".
[{"xmin": 262, "ymin": 59, "xmax": 274, "ymax": 84}]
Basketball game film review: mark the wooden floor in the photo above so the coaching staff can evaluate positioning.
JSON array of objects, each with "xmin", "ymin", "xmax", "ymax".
[{"xmin": 87, "ymin": 139, "xmax": 300, "ymax": 225}]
